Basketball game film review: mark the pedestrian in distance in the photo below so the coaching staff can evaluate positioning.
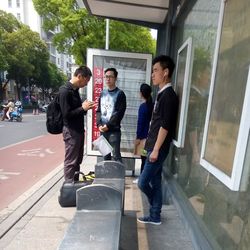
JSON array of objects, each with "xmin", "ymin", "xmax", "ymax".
[
  {"xmin": 6, "ymin": 99, "xmax": 15, "ymax": 121},
  {"xmin": 133, "ymin": 83, "xmax": 154, "ymax": 184},
  {"xmin": 137, "ymin": 55, "xmax": 179, "ymax": 225},
  {"xmin": 59, "ymin": 66, "xmax": 95, "ymax": 181},
  {"xmin": 96, "ymin": 68, "xmax": 127, "ymax": 162},
  {"xmin": 1, "ymin": 100, "xmax": 12, "ymax": 121},
  {"xmin": 31, "ymin": 94, "xmax": 39, "ymax": 115}
]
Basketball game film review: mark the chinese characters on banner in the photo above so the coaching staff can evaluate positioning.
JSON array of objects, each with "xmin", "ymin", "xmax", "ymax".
[{"xmin": 92, "ymin": 67, "xmax": 104, "ymax": 141}]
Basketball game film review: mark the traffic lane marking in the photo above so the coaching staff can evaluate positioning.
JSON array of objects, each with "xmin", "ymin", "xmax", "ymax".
[
  {"xmin": 0, "ymin": 134, "xmax": 64, "ymax": 210},
  {"xmin": 0, "ymin": 134, "xmax": 64, "ymax": 170},
  {"xmin": 0, "ymin": 169, "xmax": 20, "ymax": 180},
  {"xmin": 0, "ymin": 135, "xmax": 44, "ymax": 151},
  {"xmin": 17, "ymin": 148, "xmax": 55, "ymax": 157}
]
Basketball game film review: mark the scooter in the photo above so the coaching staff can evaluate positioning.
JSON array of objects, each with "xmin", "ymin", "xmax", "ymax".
[{"xmin": 9, "ymin": 101, "xmax": 23, "ymax": 122}]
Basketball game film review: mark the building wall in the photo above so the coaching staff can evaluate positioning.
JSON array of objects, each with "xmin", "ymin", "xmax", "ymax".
[
  {"xmin": 0, "ymin": 0, "xmax": 72, "ymax": 76},
  {"xmin": 162, "ymin": 0, "xmax": 250, "ymax": 249}
]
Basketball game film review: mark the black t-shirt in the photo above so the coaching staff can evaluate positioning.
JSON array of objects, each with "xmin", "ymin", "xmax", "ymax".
[
  {"xmin": 59, "ymin": 82, "xmax": 86, "ymax": 133},
  {"xmin": 145, "ymin": 86, "xmax": 178, "ymax": 152}
]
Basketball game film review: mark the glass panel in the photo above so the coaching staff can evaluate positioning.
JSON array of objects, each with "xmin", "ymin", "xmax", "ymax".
[
  {"xmin": 92, "ymin": 55, "xmax": 149, "ymax": 154},
  {"xmin": 174, "ymin": 45, "xmax": 187, "ymax": 142},
  {"xmin": 204, "ymin": 0, "xmax": 250, "ymax": 177},
  {"xmin": 170, "ymin": 0, "xmax": 250, "ymax": 249},
  {"xmin": 171, "ymin": 0, "xmax": 219, "ymax": 197}
]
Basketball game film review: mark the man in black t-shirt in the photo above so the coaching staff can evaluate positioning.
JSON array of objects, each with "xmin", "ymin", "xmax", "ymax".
[
  {"xmin": 137, "ymin": 55, "xmax": 178, "ymax": 225},
  {"xmin": 59, "ymin": 66, "xmax": 95, "ymax": 181}
]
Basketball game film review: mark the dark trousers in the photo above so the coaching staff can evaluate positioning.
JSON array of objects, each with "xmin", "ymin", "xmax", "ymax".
[
  {"xmin": 1, "ymin": 107, "xmax": 8, "ymax": 121},
  {"xmin": 102, "ymin": 131, "xmax": 122, "ymax": 162},
  {"xmin": 138, "ymin": 150, "xmax": 168, "ymax": 220},
  {"xmin": 140, "ymin": 155, "xmax": 146, "ymax": 174},
  {"xmin": 63, "ymin": 126, "xmax": 84, "ymax": 181}
]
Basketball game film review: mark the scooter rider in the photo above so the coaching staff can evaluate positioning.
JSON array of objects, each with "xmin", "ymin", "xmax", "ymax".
[{"xmin": 5, "ymin": 100, "xmax": 15, "ymax": 121}]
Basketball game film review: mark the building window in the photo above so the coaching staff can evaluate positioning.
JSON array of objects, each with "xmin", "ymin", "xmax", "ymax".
[
  {"xmin": 200, "ymin": 0, "xmax": 250, "ymax": 191},
  {"xmin": 16, "ymin": 0, "xmax": 20, "ymax": 8},
  {"xmin": 16, "ymin": 13, "xmax": 21, "ymax": 21},
  {"xmin": 173, "ymin": 37, "xmax": 193, "ymax": 148},
  {"xmin": 8, "ymin": 0, "xmax": 12, "ymax": 8}
]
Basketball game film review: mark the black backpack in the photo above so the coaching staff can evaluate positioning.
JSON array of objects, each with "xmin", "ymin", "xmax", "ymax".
[{"xmin": 46, "ymin": 94, "xmax": 63, "ymax": 134}]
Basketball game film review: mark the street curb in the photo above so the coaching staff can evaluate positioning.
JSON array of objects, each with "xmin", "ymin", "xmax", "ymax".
[{"xmin": 0, "ymin": 163, "xmax": 64, "ymax": 239}]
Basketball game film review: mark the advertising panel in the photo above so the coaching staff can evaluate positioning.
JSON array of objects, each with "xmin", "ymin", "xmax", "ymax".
[{"xmin": 86, "ymin": 49, "xmax": 152, "ymax": 157}]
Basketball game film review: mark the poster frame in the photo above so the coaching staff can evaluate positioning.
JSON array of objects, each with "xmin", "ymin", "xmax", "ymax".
[{"xmin": 86, "ymin": 48, "xmax": 152, "ymax": 157}]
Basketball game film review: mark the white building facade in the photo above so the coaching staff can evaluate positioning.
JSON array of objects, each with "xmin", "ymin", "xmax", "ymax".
[{"xmin": 0, "ymin": 0, "xmax": 72, "ymax": 77}]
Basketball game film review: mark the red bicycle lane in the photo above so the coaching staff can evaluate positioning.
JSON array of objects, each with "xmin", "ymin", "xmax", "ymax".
[{"xmin": 0, "ymin": 134, "xmax": 64, "ymax": 211}]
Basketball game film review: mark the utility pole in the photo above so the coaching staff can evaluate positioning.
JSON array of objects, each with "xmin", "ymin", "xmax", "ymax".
[{"xmin": 105, "ymin": 19, "xmax": 109, "ymax": 50}]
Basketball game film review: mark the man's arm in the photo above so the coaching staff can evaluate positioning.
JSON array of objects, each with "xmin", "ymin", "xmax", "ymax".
[{"xmin": 149, "ymin": 127, "xmax": 168, "ymax": 162}]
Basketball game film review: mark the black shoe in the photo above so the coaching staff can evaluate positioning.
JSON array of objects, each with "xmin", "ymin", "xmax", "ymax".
[{"xmin": 137, "ymin": 216, "xmax": 161, "ymax": 225}]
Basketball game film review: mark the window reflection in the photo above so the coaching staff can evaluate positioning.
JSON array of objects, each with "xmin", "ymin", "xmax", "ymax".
[{"xmin": 204, "ymin": 1, "xmax": 250, "ymax": 177}]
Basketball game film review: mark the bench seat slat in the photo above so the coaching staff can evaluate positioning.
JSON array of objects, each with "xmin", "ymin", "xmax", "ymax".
[
  {"xmin": 93, "ymin": 178, "xmax": 125, "ymax": 193},
  {"xmin": 59, "ymin": 211, "xmax": 121, "ymax": 250}
]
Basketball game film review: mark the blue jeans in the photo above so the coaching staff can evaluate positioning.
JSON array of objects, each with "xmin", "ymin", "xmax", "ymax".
[
  {"xmin": 102, "ymin": 131, "xmax": 122, "ymax": 162},
  {"xmin": 138, "ymin": 150, "xmax": 167, "ymax": 221}
]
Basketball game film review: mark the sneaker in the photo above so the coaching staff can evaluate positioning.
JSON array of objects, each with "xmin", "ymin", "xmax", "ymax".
[
  {"xmin": 137, "ymin": 216, "xmax": 161, "ymax": 225},
  {"xmin": 133, "ymin": 178, "xmax": 138, "ymax": 184}
]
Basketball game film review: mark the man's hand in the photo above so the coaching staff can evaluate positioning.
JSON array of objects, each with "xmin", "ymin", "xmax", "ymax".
[
  {"xmin": 82, "ymin": 100, "xmax": 95, "ymax": 111},
  {"xmin": 134, "ymin": 139, "xmax": 140, "ymax": 146},
  {"xmin": 149, "ymin": 149, "xmax": 159, "ymax": 162},
  {"xmin": 98, "ymin": 125, "xmax": 109, "ymax": 132}
]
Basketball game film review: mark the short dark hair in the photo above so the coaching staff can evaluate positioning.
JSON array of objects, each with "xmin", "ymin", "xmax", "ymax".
[
  {"xmin": 152, "ymin": 55, "xmax": 175, "ymax": 78},
  {"xmin": 104, "ymin": 68, "xmax": 118, "ymax": 78},
  {"xmin": 74, "ymin": 66, "xmax": 92, "ymax": 77},
  {"xmin": 140, "ymin": 83, "xmax": 152, "ymax": 100}
]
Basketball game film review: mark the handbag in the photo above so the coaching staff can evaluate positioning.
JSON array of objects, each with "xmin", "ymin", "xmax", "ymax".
[
  {"xmin": 134, "ymin": 139, "xmax": 146, "ymax": 156},
  {"xmin": 58, "ymin": 171, "xmax": 94, "ymax": 207}
]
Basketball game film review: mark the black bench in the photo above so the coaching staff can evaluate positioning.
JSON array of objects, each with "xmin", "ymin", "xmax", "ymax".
[{"xmin": 58, "ymin": 161, "xmax": 125, "ymax": 250}]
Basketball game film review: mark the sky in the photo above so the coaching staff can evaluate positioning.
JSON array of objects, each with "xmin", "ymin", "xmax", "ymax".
[{"xmin": 150, "ymin": 29, "xmax": 158, "ymax": 40}]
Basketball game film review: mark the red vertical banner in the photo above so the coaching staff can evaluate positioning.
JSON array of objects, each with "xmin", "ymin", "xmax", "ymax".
[{"xmin": 92, "ymin": 67, "xmax": 104, "ymax": 142}]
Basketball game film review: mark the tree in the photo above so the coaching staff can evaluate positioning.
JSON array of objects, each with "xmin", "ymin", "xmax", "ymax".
[
  {"xmin": 3, "ymin": 24, "xmax": 50, "ymax": 99},
  {"xmin": 0, "ymin": 9, "xmax": 65, "ymax": 102},
  {"xmin": 39, "ymin": 62, "xmax": 67, "ymax": 96},
  {"xmin": 0, "ymin": 10, "xmax": 21, "ymax": 70},
  {"xmin": 109, "ymin": 21, "xmax": 155, "ymax": 54},
  {"xmin": 0, "ymin": 10, "xmax": 21, "ymax": 100},
  {"xmin": 33, "ymin": 0, "xmax": 156, "ymax": 64}
]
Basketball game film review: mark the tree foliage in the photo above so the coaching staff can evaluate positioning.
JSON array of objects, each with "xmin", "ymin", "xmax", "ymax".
[
  {"xmin": 0, "ymin": 10, "xmax": 21, "ymax": 70},
  {"xmin": 33, "ymin": 0, "xmax": 156, "ymax": 64},
  {"xmin": 38, "ymin": 62, "xmax": 67, "ymax": 94},
  {"xmin": 3, "ymin": 25, "xmax": 49, "ymax": 86},
  {"xmin": 0, "ymin": 10, "xmax": 66, "ymax": 101}
]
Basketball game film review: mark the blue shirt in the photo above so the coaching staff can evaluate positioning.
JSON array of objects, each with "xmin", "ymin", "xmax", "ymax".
[{"xmin": 136, "ymin": 102, "xmax": 153, "ymax": 139}]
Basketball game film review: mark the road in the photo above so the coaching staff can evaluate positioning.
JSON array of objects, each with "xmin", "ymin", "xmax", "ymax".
[
  {"xmin": 0, "ymin": 113, "xmax": 64, "ymax": 211},
  {"xmin": 0, "ymin": 112, "xmax": 48, "ymax": 148}
]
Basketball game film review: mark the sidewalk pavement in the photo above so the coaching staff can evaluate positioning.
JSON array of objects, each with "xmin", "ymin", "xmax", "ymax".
[{"xmin": 0, "ymin": 156, "xmax": 194, "ymax": 250}]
